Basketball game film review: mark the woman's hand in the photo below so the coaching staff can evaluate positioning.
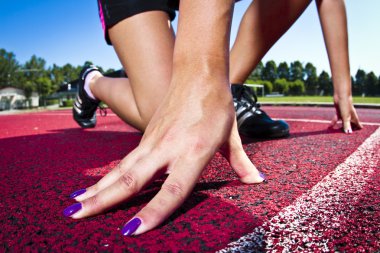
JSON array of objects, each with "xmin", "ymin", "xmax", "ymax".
[
  {"xmin": 64, "ymin": 80, "xmax": 242, "ymax": 236},
  {"xmin": 329, "ymin": 95, "xmax": 363, "ymax": 133},
  {"xmin": 63, "ymin": 0, "xmax": 265, "ymax": 236}
]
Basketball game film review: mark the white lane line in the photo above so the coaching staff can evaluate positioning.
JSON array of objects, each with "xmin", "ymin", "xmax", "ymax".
[
  {"xmin": 25, "ymin": 113, "xmax": 380, "ymax": 126},
  {"xmin": 218, "ymin": 127, "xmax": 380, "ymax": 253},
  {"xmin": 276, "ymin": 118, "xmax": 380, "ymax": 126}
]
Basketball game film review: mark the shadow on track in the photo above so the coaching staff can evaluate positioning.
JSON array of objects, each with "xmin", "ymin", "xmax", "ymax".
[{"xmin": 0, "ymin": 128, "xmax": 265, "ymax": 252}]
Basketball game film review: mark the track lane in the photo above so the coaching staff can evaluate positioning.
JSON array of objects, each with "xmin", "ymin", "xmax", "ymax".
[{"xmin": 0, "ymin": 107, "xmax": 379, "ymax": 252}]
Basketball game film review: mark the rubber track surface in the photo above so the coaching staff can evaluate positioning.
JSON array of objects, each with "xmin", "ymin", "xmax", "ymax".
[{"xmin": 0, "ymin": 107, "xmax": 379, "ymax": 252}]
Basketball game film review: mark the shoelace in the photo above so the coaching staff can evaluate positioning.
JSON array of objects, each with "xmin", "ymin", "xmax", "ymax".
[{"xmin": 234, "ymin": 85, "xmax": 261, "ymax": 111}]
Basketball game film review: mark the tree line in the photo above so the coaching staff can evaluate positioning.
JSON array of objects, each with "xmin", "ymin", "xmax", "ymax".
[
  {"xmin": 1, "ymin": 48, "xmax": 379, "ymax": 98},
  {"xmin": 0, "ymin": 48, "xmax": 115, "ymax": 101},
  {"xmin": 246, "ymin": 60, "xmax": 380, "ymax": 96}
]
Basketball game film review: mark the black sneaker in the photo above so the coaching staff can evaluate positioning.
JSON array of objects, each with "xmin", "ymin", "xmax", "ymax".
[
  {"xmin": 73, "ymin": 65, "xmax": 102, "ymax": 128},
  {"xmin": 231, "ymin": 84, "xmax": 289, "ymax": 138}
]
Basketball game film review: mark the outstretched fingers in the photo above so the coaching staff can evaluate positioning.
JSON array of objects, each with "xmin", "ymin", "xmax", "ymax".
[
  {"xmin": 63, "ymin": 150, "xmax": 166, "ymax": 219},
  {"xmin": 331, "ymin": 100, "xmax": 363, "ymax": 134},
  {"xmin": 72, "ymin": 149, "xmax": 142, "ymax": 202},
  {"xmin": 347, "ymin": 104, "xmax": 363, "ymax": 131},
  {"xmin": 121, "ymin": 159, "xmax": 204, "ymax": 236}
]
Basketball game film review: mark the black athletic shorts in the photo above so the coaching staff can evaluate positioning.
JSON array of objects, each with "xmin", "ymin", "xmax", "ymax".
[{"xmin": 97, "ymin": 0, "xmax": 180, "ymax": 45}]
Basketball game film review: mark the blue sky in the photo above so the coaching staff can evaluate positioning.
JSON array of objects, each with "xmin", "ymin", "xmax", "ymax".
[{"xmin": 1, "ymin": 0, "xmax": 379, "ymax": 76}]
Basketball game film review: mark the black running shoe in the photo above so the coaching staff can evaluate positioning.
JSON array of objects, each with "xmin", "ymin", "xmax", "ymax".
[
  {"xmin": 73, "ymin": 65, "xmax": 101, "ymax": 128},
  {"xmin": 231, "ymin": 84, "xmax": 289, "ymax": 138}
]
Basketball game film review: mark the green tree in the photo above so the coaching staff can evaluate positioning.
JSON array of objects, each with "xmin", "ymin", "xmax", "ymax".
[
  {"xmin": 273, "ymin": 78, "xmax": 289, "ymax": 94},
  {"xmin": 62, "ymin": 63, "xmax": 80, "ymax": 82},
  {"xmin": 0, "ymin": 48, "xmax": 20, "ymax": 87},
  {"xmin": 289, "ymin": 61, "xmax": 304, "ymax": 81},
  {"xmin": 354, "ymin": 69, "xmax": 366, "ymax": 96},
  {"xmin": 21, "ymin": 55, "xmax": 49, "ymax": 100},
  {"xmin": 37, "ymin": 76, "xmax": 53, "ymax": 97},
  {"xmin": 246, "ymin": 79, "xmax": 273, "ymax": 94},
  {"xmin": 23, "ymin": 55, "xmax": 46, "ymax": 76},
  {"xmin": 365, "ymin": 72, "xmax": 378, "ymax": 96},
  {"xmin": 277, "ymin": 62, "xmax": 290, "ymax": 80},
  {"xmin": 288, "ymin": 80, "xmax": 305, "ymax": 95},
  {"xmin": 248, "ymin": 61, "xmax": 264, "ymax": 81},
  {"xmin": 262, "ymin": 60, "xmax": 277, "ymax": 82},
  {"xmin": 304, "ymin": 62, "xmax": 318, "ymax": 95},
  {"xmin": 318, "ymin": 71, "xmax": 332, "ymax": 96},
  {"xmin": 22, "ymin": 82, "xmax": 35, "ymax": 108},
  {"xmin": 50, "ymin": 64, "xmax": 65, "ymax": 86}
]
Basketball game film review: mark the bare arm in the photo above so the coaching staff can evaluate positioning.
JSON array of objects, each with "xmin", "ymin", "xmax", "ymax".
[{"xmin": 316, "ymin": 0, "xmax": 363, "ymax": 133}]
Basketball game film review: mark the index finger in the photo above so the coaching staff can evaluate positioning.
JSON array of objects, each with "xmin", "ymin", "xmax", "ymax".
[{"xmin": 121, "ymin": 158, "xmax": 206, "ymax": 236}]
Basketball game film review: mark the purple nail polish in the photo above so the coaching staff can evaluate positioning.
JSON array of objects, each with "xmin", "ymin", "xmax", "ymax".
[
  {"xmin": 259, "ymin": 172, "xmax": 267, "ymax": 183},
  {"xmin": 63, "ymin": 203, "xmax": 82, "ymax": 217},
  {"xmin": 69, "ymin": 189, "xmax": 86, "ymax": 199},
  {"xmin": 121, "ymin": 218, "xmax": 142, "ymax": 236}
]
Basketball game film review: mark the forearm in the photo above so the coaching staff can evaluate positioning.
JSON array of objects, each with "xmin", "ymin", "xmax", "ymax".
[
  {"xmin": 316, "ymin": 0, "xmax": 352, "ymax": 98},
  {"xmin": 172, "ymin": 0, "xmax": 234, "ymax": 85}
]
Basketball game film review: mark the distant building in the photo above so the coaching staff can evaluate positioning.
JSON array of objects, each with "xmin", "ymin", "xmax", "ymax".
[{"xmin": 0, "ymin": 87, "xmax": 39, "ymax": 110}]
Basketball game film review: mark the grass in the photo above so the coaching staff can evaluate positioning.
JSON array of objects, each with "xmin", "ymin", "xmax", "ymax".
[{"xmin": 258, "ymin": 96, "xmax": 380, "ymax": 104}]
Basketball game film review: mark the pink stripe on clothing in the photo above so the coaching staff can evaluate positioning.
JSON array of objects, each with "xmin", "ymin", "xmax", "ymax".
[{"xmin": 98, "ymin": 0, "xmax": 106, "ymax": 34}]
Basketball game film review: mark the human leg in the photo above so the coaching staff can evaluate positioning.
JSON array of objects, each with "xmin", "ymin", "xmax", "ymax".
[
  {"xmin": 88, "ymin": 11, "xmax": 175, "ymax": 131},
  {"xmin": 229, "ymin": 0, "xmax": 312, "ymax": 139},
  {"xmin": 230, "ymin": 0, "xmax": 312, "ymax": 83},
  {"xmin": 315, "ymin": 0, "xmax": 363, "ymax": 133}
]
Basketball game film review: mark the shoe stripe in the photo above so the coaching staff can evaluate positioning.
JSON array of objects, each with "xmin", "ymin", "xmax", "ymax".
[
  {"xmin": 81, "ymin": 66, "xmax": 98, "ymax": 81},
  {"xmin": 237, "ymin": 110, "xmax": 254, "ymax": 128},
  {"xmin": 73, "ymin": 102, "xmax": 82, "ymax": 114},
  {"xmin": 236, "ymin": 106, "xmax": 248, "ymax": 118},
  {"xmin": 76, "ymin": 95, "xmax": 82, "ymax": 105},
  {"xmin": 74, "ymin": 100, "xmax": 82, "ymax": 109}
]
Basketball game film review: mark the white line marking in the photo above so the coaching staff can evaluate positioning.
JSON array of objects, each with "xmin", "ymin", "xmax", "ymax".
[
  {"xmin": 20, "ymin": 113, "xmax": 380, "ymax": 126},
  {"xmin": 276, "ymin": 118, "xmax": 380, "ymax": 126},
  {"xmin": 218, "ymin": 127, "xmax": 380, "ymax": 252}
]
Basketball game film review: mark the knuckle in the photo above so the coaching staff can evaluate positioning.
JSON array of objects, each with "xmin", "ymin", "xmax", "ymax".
[
  {"xmin": 162, "ymin": 181, "xmax": 185, "ymax": 200},
  {"xmin": 116, "ymin": 163, "xmax": 129, "ymax": 179},
  {"xmin": 89, "ymin": 184, "xmax": 98, "ymax": 193},
  {"xmin": 189, "ymin": 136, "xmax": 210, "ymax": 154},
  {"xmin": 117, "ymin": 163, "xmax": 124, "ymax": 175},
  {"xmin": 193, "ymin": 140, "xmax": 208, "ymax": 152},
  {"xmin": 140, "ymin": 206, "xmax": 162, "ymax": 225},
  {"xmin": 119, "ymin": 172, "xmax": 138, "ymax": 193},
  {"xmin": 85, "ymin": 195, "xmax": 103, "ymax": 213}
]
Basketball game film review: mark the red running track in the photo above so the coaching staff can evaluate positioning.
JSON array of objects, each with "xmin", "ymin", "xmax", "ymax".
[{"xmin": 0, "ymin": 106, "xmax": 379, "ymax": 252}]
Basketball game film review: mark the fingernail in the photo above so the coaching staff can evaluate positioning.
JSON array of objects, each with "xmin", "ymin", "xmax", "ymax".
[
  {"xmin": 345, "ymin": 129, "xmax": 353, "ymax": 134},
  {"xmin": 69, "ymin": 189, "xmax": 86, "ymax": 199},
  {"xmin": 121, "ymin": 217, "xmax": 142, "ymax": 236},
  {"xmin": 259, "ymin": 172, "xmax": 268, "ymax": 183},
  {"xmin": 63, "ymin": 203, "xmax": 82, "ymax": 217}
]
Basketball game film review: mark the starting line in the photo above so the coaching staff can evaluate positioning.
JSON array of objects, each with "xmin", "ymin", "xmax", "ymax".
[{"xmin": 218, "ymin": 127, "xmax": 380, "ymax": 252}]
